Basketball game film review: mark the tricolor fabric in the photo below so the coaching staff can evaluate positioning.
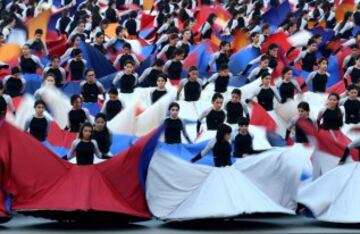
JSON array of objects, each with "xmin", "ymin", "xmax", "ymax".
[{"xmin": 0, "ymin": 119, "xmax": 163, "ymax": 221}]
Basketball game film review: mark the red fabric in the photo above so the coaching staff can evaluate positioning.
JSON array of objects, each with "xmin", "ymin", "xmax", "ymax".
[
  {"xmin": 249, "ymin": 102, "xmax": 277, "ymax": 132},
  {"xmin": 326, "ymin": 79, "xmax": 346, "ymax": 94},
  {"xmin": 298, "ymin": 119, "xmax": 357, "ymax": 160},
  {"xmin": 261, "ymin": 32, "xmax": 291, "ymax": 54},
  {"xmin": 46, "ymin": 31, "xmax": 67, "ymax": 57},
  {"xmin": 0, "ymin": 121, "xmax": 158, "ymax": 219},
  {"xmin": 47, "ymin": 122, "xmax": 77, "ymax": 148}
]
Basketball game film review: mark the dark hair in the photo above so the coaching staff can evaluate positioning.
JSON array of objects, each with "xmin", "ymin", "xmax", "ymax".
[
  {"xmin": 85, "ymin": 68, "xmax": 95, "ymax": 76},
  {"xmin": 157, "ymin": 74, "xmax": 167, "ymax": 82},
  {"xmin": 231, "ymin": 88, "xmax": 241, "ymax": 96},
  {"xmin": 154, "ymin": 59, "xmax": 164, "ymax": 66},
  {"xmin": 35, "ymin": 28, "xmax": 43, "ymax": 35},
  {"xmin": 174, "ymin": 48, "xmax": 185, "ymax": 56},
  {"xmin": 34, "ymin": 99, "xmax": 46, "ymax": 108},
  {"xmin": 219, "ymin": 63, "xmax": 229, "ymax": 71},
  {"xmin": 0, "ymin": 80, "xmax": 4, "ymax": 90},
  {"xmin": 351, "ymin": 44, "xmax": 359, "ymax": 49},
  {"xmin": 347, "ymin": 84, "xmax": 359, "ymax": 92},
  {"xmin": 220, "ymin": 41, "xmax": 230, "ymax": 48},
  {"xmin": 238, "ymin": 116, "xmax": 250, "ymax": 126},
  {"xmin": 123, "ymin": 42, "xmax": 132, "ymax": 50},
  {"xmin": 70, "ymin": 94, "xmax": 82, "ymax": 105},
  {"xmin": 328, "ymin": 92, "xmax": 340, "ymax": 101},
  {"xmin": 71, "ymin": 48, "xmax": 82, "ymax": 57},
  {"xmin": 129, "ymin": 11, "xmax": 137, "ymax": 18},
  {"xmin": 95, "ymin": 32, "xmax": 104, "ymax": 38},
  {"xmin": 268, "ymin": 43, "xmax": 278, "ymax": 51},
  {"xmin": 189, "ymin": 66, "xmax": 198, "ymax": 72},
  {"xmin": 212, "ymin": 93, "xmax": 224, "ymax": 102},
  {"xmin": 116, "ymin": 25, "xmax": 124, "ymax": 34},
  {"xmin": 307, "ymin": 39, "xmax": 317, "ymax": 46},
  {"xmin": 100, "ymin": 19, "xmax": 109, "ymax": 26},
  {"xmin": 108, "ymin": 87, "xmax": 118, "ymax": 95},
  {"xmin": 281, "ymin": 67, "xmax": 292, "ymax": 76},
  {"xmin": 169, "ymin": 33, "xmax": 179, "ymax": 41},
  {"xmin": 261, "ymin": 72, "xmax": 271, "ymax": 79},
  {"xmin": 318, "ymin": 57, "xmax": 327, "ymax": 65},
  {"xmin": 94, "ymin": 113, "xmax": 110, "ymax": 142},
  {"xmin": 297, "ymin": 101, "xmax": 310, "ymax": 112},
  {"xmin": 11, "ymin": 66, "xmax": 21, "ymax": 75},
  {"xmin": 123, "ymin": 60, "xmax": 134, "ymax": 67},
  {"xmin": 51, "ymin": 55, "xmax": 60, "ymax": 61},
  {"xmin": 216, "ymin": 124, "xmax": 232, "ymax": 141},
  {"xmin": 207, "ymin": 13, "xmax": 217, "ymax": 25},
  {"xmin": 168, "ymin": 102, "xmax": 180, "ymax": 110},
  {"xmin": 261, "ymin": 55, "xmax": 270, "ymax": 62},
  {"xmin": 44, "ymin": 73, "xmax": 56, "ymax": 80},
  {"xmin": 79, "ymin": 122, "xmax": 93, "ymax": 140}
]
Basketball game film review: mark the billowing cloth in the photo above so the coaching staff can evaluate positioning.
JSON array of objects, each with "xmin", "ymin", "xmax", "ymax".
[
  {"xmin": 0, "ymin": 120, "xmax": 162, "ymax": 222},
  {"xmin": 146, "ymin": 149, "xmax": 293, "ymax": 221},
  {"xmin": 297, "ymin": 163, "xmax": 360, "ymax": 223},
  {"xmin": 146, "ymin": 143, "xmax": 314, "ymax": 220},
  {"xmin": 234, "ymin": 144, "xmax": 314, "ymax": 210}
]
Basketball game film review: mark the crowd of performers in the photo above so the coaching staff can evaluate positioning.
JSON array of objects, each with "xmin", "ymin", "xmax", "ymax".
[{"xmin": 1, "ymin": 0, "xmax": 360, "ymax": 223}]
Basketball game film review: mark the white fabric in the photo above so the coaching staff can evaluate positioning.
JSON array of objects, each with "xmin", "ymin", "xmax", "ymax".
[
  {"xmin": 41, "ymin": 87, "xmax": 72, "ymax": 129},
  {"xmin": 275, "ymin": 99, "xmax": 298, "ymax": 123},
  {"xmin": 146, "ymin": 149, "xmax": 293, "ymax": 221},
  {"xmin": 301, "ymin": 92, "xmax": 327, "ymax": 120},
  {"xmin": 297, "ymin": 162, "xmax": 360, "ymax": 223},
  {"xmin": 235, "ymin": 144, "xmax": 314, "ymax": 210},
  {"xmin": 288, "ymin": 30, "xmax": 313, "ymax": 48}
]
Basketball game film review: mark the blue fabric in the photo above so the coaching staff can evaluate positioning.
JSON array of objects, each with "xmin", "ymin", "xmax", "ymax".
[
  {"xmin": 229, "ymin": 46, "xmax": 260, "ymax": 74},
  {"xmin": 263, "ymin": 0, "xmax": 291, "ymax": 27},
  {"xmin": 24, "ymin": 74, "xmax": 42, "ymax": 94},
  {"xmin": 83, "ymin": 102, "xmax": 101, "ymax": 116},
  {"xmin": 266, "ymin": 132, "xmax": 286, "ymax": 147},
  {"xmin": 62, "ymin": 82, "xmax": 81, "ymax": 96},
  {"xmin": 79, "ymin": 42, "xmax": 117, "ymax": 78},
  {"xmin": 327, "ymin": 55, "xmax": 341, "ymax": 87},
  {"xmin": 98, "ymin": 73, "xmax": 117, "ymax": 90}
]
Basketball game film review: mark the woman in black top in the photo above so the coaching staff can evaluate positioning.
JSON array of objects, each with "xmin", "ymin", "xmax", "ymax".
[
  {"xmin": 151, "ymin": 75, "xmax": 168, "ymax": 104},
  {"xmin": 208, "ymin": 41, "xmax": 231, "ymax": 72},
  {"xmin": 92, "ymin": 113, "xmax": 112, "ymax": 157},
  {"xmin": 203, "ymin": 64, "xmax": 233, "ymax": 93},
  {"xmin": 191, "ymin": 123, "xmax": 232, "ymax": 167},
  {"xmin": 4, "ymin": 66, "xmax": 25, "ymax": 97},
  {"xmin": 197, "ymin": 93, "xmax": 226, "ymax": 133},
  {"xmin": 276, "ymin": 67, "xmax": 302, "ymax": 103},
  {"xmin": 66, "ymin": 48, "xmax": 87, "ymax": 81},
  {"xmin": 67, "ymin": 95, "xmax": 92, "ymax": 133},
  {"xmin": 101, "ymin": 88, "xmax": 123, "ymax": 121},
  {"xmin": 24, "ymin": 100, "xmax": 51, "ymax": 142},
  {"xmin": 112, "ymin": 61, "xmax": 138, "ymax": 93},
  {"xmin": 19, "ymin": 44, "xmax": 44, "ymax": 74},
  {"xmin": 66, "ymin": 123, "xmax": 102, "ymax": 165},
  {"xmin": 305, "ymin": 58, "xmax": 329, "ymax": 93},
  {"xmin": 138, "ymin": 59, "xmax": 165, "ymax": 87},
  {"xmin": 0, "ymin": 80, "xmax": 15, "ymax": 116},
  {"xmin": 177, "ymin": 66, "xmax": 203, "ymax": 101},
  {"xmin": 286, "ymin": 102, "xmax": 314, "ymax": 143},
  {"xmin": 247, "ymin": 73, "xmax": 282, "ymax": 111},
  {"xmin": 317, "ymin": 93, "xmax": 344, "ymax": 131},
  {"xmin": 292, "ymin": 39, "xmax": 318, "ymax": 72},
  {"xmin": 80, "ymin": 69, "xmax": 105, "ymax": 103},
  {"xmin": 225, "ymin": 89, "xmax": 249, "ymax": 124},
  {"xmin": 344, "ymin": 56, "xmax": 360, "ymax": 87},
  {"xmin": 164, "ymin": 102, "xmax": 192, "ymax": 144},
  {"xmin": 340, "ymin": 85, "xmax": 360, "ymax": 124},
  {"xmin": 199, "ymin": 13, "xmax": 217, "ymax": 39},
  {"xmin": 233, "ymin": 117, "xmax": 256, "ymax": 158}
]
